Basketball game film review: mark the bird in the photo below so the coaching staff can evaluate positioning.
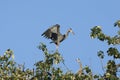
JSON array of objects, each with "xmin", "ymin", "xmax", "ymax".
[
  {"xmin": 114, "ymin": 20, "xmax": 120, "ymax": 27},
  {"xmin": 41, "ymin": 24, "xmax": 74, "ymax": 50}
]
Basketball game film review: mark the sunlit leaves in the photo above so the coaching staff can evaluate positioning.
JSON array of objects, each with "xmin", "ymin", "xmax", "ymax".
[
  {"xmin": 98, "ymin": 50, "xmax": 104, "ymax": 59},
  {"xmin": 90, "ymin": 20, "xmax": 120, "ymax": 79},
  {"xmin": 90, "ymin": 25, "xmax": 120, "ymax": 45},
  {"xmin": 0, "ymin": 49, "xmax": 34, "ymax": 80},
  {"xmin": 107, "ymin": 47, "xmax": 120, "ymax": 59},
  {"xmin": 90, "ymin": 26, "xmax": 102, "ymax": 39},
  {"xmin": 104, "ymin": 60, "xmax": 119, "ymax": 80},
  {"xmin": 33, "ymin": 43, "xmax": 66, "ymax": 79},
  {"xmin": 38, "ymin": 42, "xmax": 47, "ymax": 52},
  {"xmin": 114, "ymin": 20, "xmax": 120, "ymax": 27}
]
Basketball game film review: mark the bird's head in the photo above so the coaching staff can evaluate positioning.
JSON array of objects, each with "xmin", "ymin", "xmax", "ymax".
[{"xmin": 68, "ymin": 28, "xmax": 75, "ymax": 35}]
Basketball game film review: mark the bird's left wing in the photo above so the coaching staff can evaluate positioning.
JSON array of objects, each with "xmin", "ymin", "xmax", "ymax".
[
  {"xmin": 41, "ymin": 24, "xmax": 60, "ymax": 39},
  {"xmin": 49, "ymin": 24, "xmax": 60, "ymax": 33}
]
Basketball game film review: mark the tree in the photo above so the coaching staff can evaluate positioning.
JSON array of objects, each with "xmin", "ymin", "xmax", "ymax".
[
  {"xmin": 90, "ymin": 22, "xmax": 120, "ymax": 79},
  {"xmin": 0, "ymin": 20, "xmax": 120, "ymax": 80}
]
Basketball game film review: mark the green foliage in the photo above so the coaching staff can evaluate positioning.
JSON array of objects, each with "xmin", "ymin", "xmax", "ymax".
[
  {"xmin": 0, "ymin": 20, "xmax": 120, "ymax": 79},
  {"xmin": 0, "ymin": 44, "xmax": 98, "ymax": 80},
  {"xmin": 90, "ymin": 25, "xmax": 120, "ymax": 45},
  {"xmin": 107, "ymin": 47, "xmax": 120, "ymax": 59},
  {"xmin": 90, "ymin": 21, "xmax": 120, "ymax": 80},
  {"xmin": 0, "ymin": 49, "xmax": 33, "ymax": 80},
  {"xmin": 97, "ymin": 50, "xmax": 104, "ymax": 59},
  {"xmin": 114, "ymin": 20, "xmax": 120, "ymax": 28}
]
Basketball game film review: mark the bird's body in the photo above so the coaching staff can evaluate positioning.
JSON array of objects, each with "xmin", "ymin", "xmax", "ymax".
[
  {"xmin": 41, "ymin": 24, "xmax": 74, "ymax": 50},
  {"xmin": 50, "ymin": 33, "xmax": 65, "ymax": 45}
]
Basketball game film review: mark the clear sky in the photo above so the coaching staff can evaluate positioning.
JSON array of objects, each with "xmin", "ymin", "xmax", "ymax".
[{"xmin": 0, "ymin": 0, "xmax": 120, "ymax": 74}]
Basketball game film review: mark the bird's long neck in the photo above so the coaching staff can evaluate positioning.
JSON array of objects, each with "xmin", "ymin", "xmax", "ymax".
[{"xmin": 64, "ymin": 30, "xmax": 70, "ymax": 38}]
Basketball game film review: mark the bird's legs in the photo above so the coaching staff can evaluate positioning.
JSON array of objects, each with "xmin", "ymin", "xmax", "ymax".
[
  {"xmin": 56, "ymin": 37, "xmax": 59, "ymax": 51},
  {"xmin": 56, "ymin": 45, "xmax": 59, "ymax": 52}
]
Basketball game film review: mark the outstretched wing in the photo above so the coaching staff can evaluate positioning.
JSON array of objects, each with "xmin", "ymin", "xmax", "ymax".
[{"xmin": 41, "ymin": 24, "xmax": 60, "ymax": 40}]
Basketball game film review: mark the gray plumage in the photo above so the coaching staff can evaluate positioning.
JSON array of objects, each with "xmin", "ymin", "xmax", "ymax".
[{"xmin": 41, "ymin": 24, "xmax": 74, "ymax": 48}]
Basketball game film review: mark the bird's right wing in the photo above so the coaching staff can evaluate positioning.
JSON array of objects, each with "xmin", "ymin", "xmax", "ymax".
[{"xmin": 41, "ymin": 24, "xmax": 60, "ymax": 39}]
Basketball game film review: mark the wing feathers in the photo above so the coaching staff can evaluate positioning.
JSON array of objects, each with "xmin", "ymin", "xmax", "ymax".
[{"xmin": 41, "ymin": 24, "xmax": 60, "ymax": 40}]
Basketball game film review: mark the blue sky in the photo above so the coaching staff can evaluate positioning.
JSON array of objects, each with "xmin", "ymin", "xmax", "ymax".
[{"xmin": 0, "ymin": 0, "xmax": 120, "ymax": 74}]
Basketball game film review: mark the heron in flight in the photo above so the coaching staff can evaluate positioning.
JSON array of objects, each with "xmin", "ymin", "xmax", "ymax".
[{"xmin": 41, "ymin": 24, "xmax": 74, "ymax": 50}]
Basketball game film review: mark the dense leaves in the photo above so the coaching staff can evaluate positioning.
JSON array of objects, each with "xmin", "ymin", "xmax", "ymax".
[
  {"xmin": 90, "ymin": 21, "xmax": 120, "ymax": 79},
  {"xmin": 0, "ymin": 49, "xmax": 33, "ymax": 80}
]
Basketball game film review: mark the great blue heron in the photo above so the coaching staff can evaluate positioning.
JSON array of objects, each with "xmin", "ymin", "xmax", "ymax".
[{"xmin": 41, "ymin": 24, "xmax": 74, "ymax": 50}]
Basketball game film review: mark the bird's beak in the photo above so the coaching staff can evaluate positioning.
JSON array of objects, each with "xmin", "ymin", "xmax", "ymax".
[
  {"xmin": 69, "ymin": 28, "xmax": 75, "ymax": 35},
  {"xmin": 72, "ymin": 31, "xmax": 75, "ymax": 35}
]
